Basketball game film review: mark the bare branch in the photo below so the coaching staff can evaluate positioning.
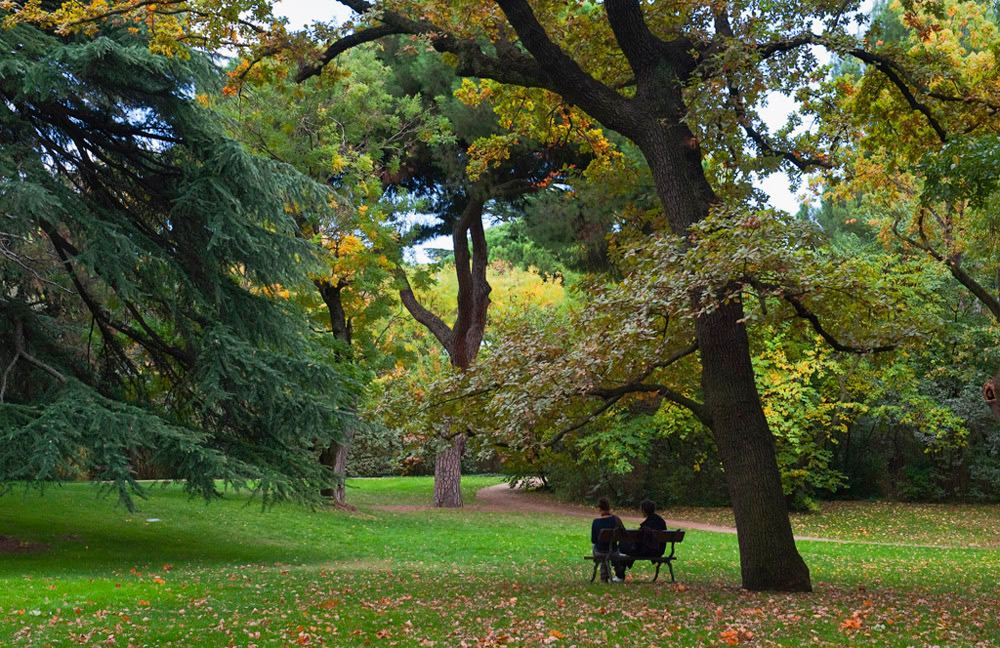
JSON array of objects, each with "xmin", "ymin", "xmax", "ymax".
[
  {"xmin": 758, "ymin": 34, "xmax": 948, "ymax": 142},
  {"xmin": 1, "ymin": 316, "xmax": 67, "ymax": 403},
  {"xmin": 589, "ymin": 382, "xmax": 711, "ymax": 428},
  {"xmin": 541, "ymin": 394, "xmax": 625, "ymax": 449},
  {"xmin": 891, "ymin": 218, "xmax": 1000, "ymax": 322},
  {"xmin": 784, "ymin": 296, "xmax": 895, "ymax": 354},
  {"xmin": 649, "ymin": 342, "xmax": 699, "ymax": 372},
  {"xmin": 727, "ymin": 85, "xmax": 833, "ymax": 172}
]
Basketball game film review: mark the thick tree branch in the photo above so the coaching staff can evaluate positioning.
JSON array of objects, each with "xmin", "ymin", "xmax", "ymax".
[
  {"xmin": 395, "ymin": 267, "xmax": 453, "ymax": 350},
  {"xmin": 296, "ymin": 25, "xmax": 405, "ymax": 83},
  {"xmin": 446, "ymin": 198, "xmax": 490, "ymax": 367},
  {"xmin": 493, "ymin": 0, "xmax": 633, "ymax": 131},
  {"xmin": 331, "ymin": 0, "xmax": 553, "ymax": 91},
  {"xmin": 784, "ymin": 296, "xmax": 895, "ymax": 354},
  {"xmin": 603, "ymin": 0, "xmax": 666, "ymax": 78}
]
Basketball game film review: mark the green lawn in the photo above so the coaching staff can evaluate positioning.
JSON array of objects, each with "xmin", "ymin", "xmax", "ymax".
[
  {"xmin": 1, "ymin": 477, "xmax": 998, "ymax": 647},
  {"xmin": 664, "ymin": 500, "xmax": 1000, "ymax": 548}
]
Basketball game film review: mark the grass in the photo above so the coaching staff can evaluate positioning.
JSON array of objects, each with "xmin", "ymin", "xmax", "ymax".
[
  {"xmin": 663, "ymin": 500, "xmax": 1000, "ymax": 548},
  {"xmin": 1, "ymin": 477, "xmax": 998, "ymax": 647}
]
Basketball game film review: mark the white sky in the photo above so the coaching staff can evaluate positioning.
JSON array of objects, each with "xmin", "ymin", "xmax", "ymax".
[{"xmin": 275, "ymin": 0, "xmax": 350, "ymax": 30}]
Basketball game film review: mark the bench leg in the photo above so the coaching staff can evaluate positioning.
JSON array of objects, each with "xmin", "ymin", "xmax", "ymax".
[
  {"xmin": 667, "ymin": 559, "xmax": 675, "ymax": 583},
  {"xmin": 590, "ymin": 561, "xmax": 599, "ymax": 583},
  {"xmin": 651, "ymin": 562, "xmax": 661, "ymax": 583}
]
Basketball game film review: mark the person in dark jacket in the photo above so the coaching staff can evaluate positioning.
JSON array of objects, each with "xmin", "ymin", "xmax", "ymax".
[
  {"xmin": 621, "ymin": 499, "xmax": 668, "ymax": 574},
  {"xmin": 590, "ymin": 497, "xmax": 625, "ymax": 582}
]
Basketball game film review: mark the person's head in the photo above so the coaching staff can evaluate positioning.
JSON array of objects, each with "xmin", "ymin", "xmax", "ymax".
[
  {"xmin": 640, "ymin": 499, "xmax": 656, "ymax": 517},
  {"xmin": 597, "ymin": 497, "xmax": 611, "ymax": 513}
]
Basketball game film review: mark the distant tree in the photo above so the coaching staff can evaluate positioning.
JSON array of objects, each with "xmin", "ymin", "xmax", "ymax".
[
  {"xmin": 366, "ymin": 45, "xmax": 591, "ymax": 507},
  {"xmin": 216, "ymin": 46, "xmax": 450, "ymax": 504}
]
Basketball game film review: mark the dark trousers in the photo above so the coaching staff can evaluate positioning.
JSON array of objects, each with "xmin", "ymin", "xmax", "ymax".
[{"xmin": 592, "ymin": 545, "xmax": 625, "ymax": 581}]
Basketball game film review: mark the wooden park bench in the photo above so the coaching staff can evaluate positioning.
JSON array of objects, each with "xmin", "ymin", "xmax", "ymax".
[{"xmin": 584, "ymin": 527, "xmax": 685, "ymax": 583}]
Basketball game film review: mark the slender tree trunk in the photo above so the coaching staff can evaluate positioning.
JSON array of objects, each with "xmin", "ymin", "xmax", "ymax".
[
  {"xmin": 398, "ymin": 199, "xmax": 492, "ymax": 508},
  {"xmin": 433, "ymin": 433, "xmax": 466, "ymax": 507},
  {"xmin": 318, "ymin": 280, "xmax": 355, "ymax": 505},
  {"xmin": 319, "ymin": 425, "xmax": 354, "ymax": 503},
  {"xmin": 984, "ymin": 375, "xmax": 1000, "ymax": 422}
]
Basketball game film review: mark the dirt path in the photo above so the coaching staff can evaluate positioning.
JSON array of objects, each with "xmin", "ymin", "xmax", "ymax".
[
  {"xmin": 469, "ymin": 484, "xmax": 984, "ymax": 549},
  {"xmin": 473, "ymin": 483, "xmax": 738, "ymax": 534},
  {"xmin": 368, "ymin": 482, "xmax": 987, "ymax": 549}
]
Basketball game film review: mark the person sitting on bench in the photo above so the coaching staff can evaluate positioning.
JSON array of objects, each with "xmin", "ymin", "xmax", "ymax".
[
  {"xmin": 590, "ymin": 497, "xmax": 625, "ymax": 582},
  {"xmin": 621, "ymin": 499, "xmax": 667, "ymax": 573}
]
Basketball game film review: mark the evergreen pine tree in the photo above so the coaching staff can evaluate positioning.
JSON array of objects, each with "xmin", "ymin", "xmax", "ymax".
[{"xmin": 0, "ymin": 18, "xmax": 361, "ymax": 509}]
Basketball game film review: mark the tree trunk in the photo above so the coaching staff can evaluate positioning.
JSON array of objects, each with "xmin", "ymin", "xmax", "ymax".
[
  {"xmin": 398, "ymin": 199, "xmax": 492, "ymax": 508},
  {"xmin": 639, "ymin": 122, "xmax": 811, "ymax": 591},
  {"xmin": 317, "ymin": 279, "xmax": 355, "ymax": 505},
  {"xmin": 320, "ymin": 424, "xmax": 354, "ymax": 504},
  {"xmin": 433, "ymin": 433, "xmax": 466, "ymax": 507},
  {"xmin": 983, "ymin": 373, "xmax": 1000, "ymax": 422},
  {"xmin": 696, "ymin": 303, "xmax": 812, "ymax": 591}
]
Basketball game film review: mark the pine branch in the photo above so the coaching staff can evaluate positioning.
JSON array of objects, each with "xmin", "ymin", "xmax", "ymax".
[{"xmin": 1, "ymin": 316, "xmax": 67, "ymax": 403}]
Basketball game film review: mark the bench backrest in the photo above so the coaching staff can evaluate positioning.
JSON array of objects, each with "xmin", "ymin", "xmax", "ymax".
[{"xmin": 596, "ymin": 528, "xmax": 685, "ymax": 544}]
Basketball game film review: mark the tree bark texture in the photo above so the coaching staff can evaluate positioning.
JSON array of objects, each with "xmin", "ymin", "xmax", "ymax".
[
  {"xmin": 636, "ymin": 123, "xmax": 811, "ymax": 591},
  {"xmin": 983, "ymin": 373, "xmax": 1000, "ymax": 423},
  {"xmin": 318, "ymin": 425, "xmax": 354, "ymax": 504},
  {"xmin": 433, "ymin": 433, "xmax": 467, "ymax": 507},
  {"xmin": 696, "ymin": 303, "xmax": 812, "ymax": 590}
]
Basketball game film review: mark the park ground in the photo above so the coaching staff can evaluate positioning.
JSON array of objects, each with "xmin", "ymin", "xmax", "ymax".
[{"xmin": 1, "ymin": 476, "xmax": 998, "ymax": 647}]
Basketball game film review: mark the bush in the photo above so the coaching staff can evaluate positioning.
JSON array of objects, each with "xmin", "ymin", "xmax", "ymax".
[{"xmin": 346, "ymin": 424, "xmax": 403, "ymax": 477}]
